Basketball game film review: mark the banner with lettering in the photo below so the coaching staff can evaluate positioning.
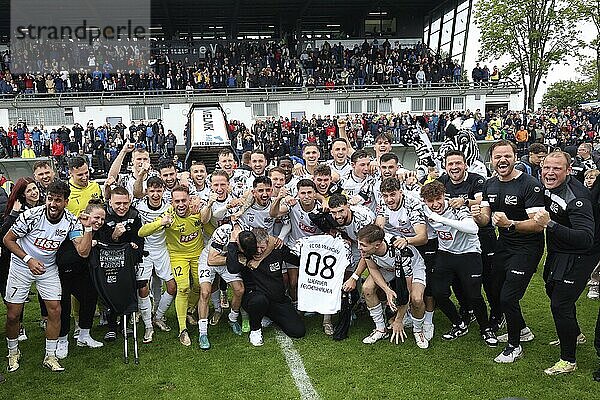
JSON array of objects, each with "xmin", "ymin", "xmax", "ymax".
[
  {"xmin": 296, "ymin": 235, "xmax": 350, "ymax": 314},
  {"xmin": 89, "ymin": 242, "xmax": 138, "ymax": 315}
]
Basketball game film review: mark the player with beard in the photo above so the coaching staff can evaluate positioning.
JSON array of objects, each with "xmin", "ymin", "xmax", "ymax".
[
  {"xmin": 238, "ymin": 176, "xmax": 276, "ymax": 235},
  {"xmin": 372, "ymin": 177, "xmax": 432, "ymax": 338},
  {"xmin": 156, "ymin": 160, "xmax": 198, "ymax": 203},
  {"xmin": 357, "ymin": 224, "xmax": 427, "ymax": 347},
  {"xmin": 329, "ymin": 194, "xmax": 376, "ymax": 321},
  {"xmin": 533, "ymin": 151, "xmax": 596, "ymax": 375},
  {"xmin": 138, "ymin": 186, "xmax": 207, "ymax": 346},
  {"xmin": 421, "ymin": 181, "xmax": 498, "ymax": 347},
  {"xmin": 230, "ymin": 150, "xmax": 269, "ymax": 198},
  {"xmin": 4, "ymin": 180, "xmax": 93, "ymax": 372},
  {"xmin": 472, "ymin": 140, "xmax": 545, "ymax": 363},
  {"xmin": 438, "ymin": 150, "xmax": 499, "ymax": 329},
  {"xmin": 133, "ymin": 177, "xmax": 177, "ymax": 335},
  {"xmin": 270, "ymin": 179, "xmax": 331, "ymax": 333},
  {"xmin": 227, "ymin": 227, "xmax": 305, "ymax": 346}
]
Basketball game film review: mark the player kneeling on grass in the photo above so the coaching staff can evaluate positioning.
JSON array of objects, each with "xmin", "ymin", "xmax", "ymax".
[
  {"xmin": 226, "ymin": 227, "xmax": 305, "ymax": 347},
  {"xmin": 420, "ymin": 181, "xmax": 498, "ymax": 347},
  {"xmin": 355, "ymin": 224, "xmax": 426, "ymax": 348}
]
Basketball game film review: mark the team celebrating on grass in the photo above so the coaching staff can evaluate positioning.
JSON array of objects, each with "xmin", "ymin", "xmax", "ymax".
[{"xmin": 2, "ymin": 119, "xmax": 600, "ymax": 382}]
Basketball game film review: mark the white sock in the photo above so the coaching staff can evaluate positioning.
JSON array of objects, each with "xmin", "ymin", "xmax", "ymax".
[
  {"xmin": 155, "ymin": 292, "xmax": 174, "ymax": 320},
  {"xmin": 138, "ymin": 295, "xmax": 152, "ymax": 329},
  {"xmin": 424, "ymin": 311, "xmax": 434, "ymax": 325},
  {"xmin": 323, "ymin": 314, "xmax": 332, "ymax": 324},
  {"xmin": 229, "ymin": 309, "xmax": 240, "ymax": 323},
  {"xmin": 368, "ymin": 303, "xmax": 385, "ymax": 331},
  {"xmin": 58, "ymin": 335, "xmax": 68, "ymax": 343},
  {"xmin": 7, "ymin": 338, "xmax": 18, "ymax": 355},
  {"xmin": 45, "ymin": 339, "xmax": 58, "ymax": 356},
  {"xmin": 151, "ymin": 276, "xmax": 163, "ymax": 313},
  {"xmin": 78, "ymin": 328, "xmax": 90, "ymax": 340},
  {"xmin": 412, "ymin": 316, "xmax": 425, "ymax": 332},
  {"xmin": 211, "ymin": 291, "xmax": 221, "ymax": 312},
  {"xmin": 199, "ymin": 319, "xmax": 208, "ymax": 335}
]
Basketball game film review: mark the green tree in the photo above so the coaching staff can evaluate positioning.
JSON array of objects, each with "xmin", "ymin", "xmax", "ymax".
[
  {"xmin": 542, "ymin": 79, "xmax": 596, "ymax": 109},
  {"xmin": 475, "ymin": 0, "xmax": 581, "ymax": 111},
  {"xmin": 572, "ymin": 0, "xmax": 600, "ymax": 100}
]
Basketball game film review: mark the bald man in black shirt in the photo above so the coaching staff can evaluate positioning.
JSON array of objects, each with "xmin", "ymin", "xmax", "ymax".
[
  {"xmin": 473, "ymin": 140, "xmax": 545, "ymax": 364},
  {"xmin": 534, "ymin": 151, "xmax": 595, "ymax": 375}
]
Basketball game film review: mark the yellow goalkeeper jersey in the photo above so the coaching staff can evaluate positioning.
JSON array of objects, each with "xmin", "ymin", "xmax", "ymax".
[
  {"xmin": 66, "ymin": 179, "xmax": 103, "ymax": 217},
  {"xmin": 138, "ymin": 206, "xmax": 205, "ymax": 259}
]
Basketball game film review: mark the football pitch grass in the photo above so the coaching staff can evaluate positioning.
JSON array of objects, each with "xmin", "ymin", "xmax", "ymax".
[{"xmin": 1, "ymin": 268, "xmax": 599, "ymax": 400}]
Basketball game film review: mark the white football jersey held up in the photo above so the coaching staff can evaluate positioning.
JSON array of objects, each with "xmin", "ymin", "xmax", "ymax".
[{"xmin": 295, "ymin": 235, "xmax": 351, "ymax": 314}]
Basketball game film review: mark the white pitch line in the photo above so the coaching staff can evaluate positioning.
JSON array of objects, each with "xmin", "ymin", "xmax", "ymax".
[{"xmin": 275, "ymin": 329, "xmax": 321, "ymax": 400}]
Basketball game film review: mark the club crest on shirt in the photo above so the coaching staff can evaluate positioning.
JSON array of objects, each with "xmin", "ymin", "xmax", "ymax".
[
  {"xmin": 550, "ymin": 203, "xmax": 560, "ymax": 214},
  {"xmin": 505, "ymin": 195, "xmax": 517, "ymax": 205},
  {"xmin": 269, "ymin": 262, "xmax": 281, "ymax": 272}
]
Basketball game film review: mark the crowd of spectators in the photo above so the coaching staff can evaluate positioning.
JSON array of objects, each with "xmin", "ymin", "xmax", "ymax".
[
  {"xmin": 0, "ymin": 38, "xmax": 489, "ymax": 95},
  {"xmin": 4, "ymin": 107, "xmax": 597, "ymax": 177},
  {"xmin": 241, "ymin": 107, "xmax": 600, "ymax": 161},
  {"xmin": 0, "ymin": 119, "xmax": 180, "ymax": 178}
]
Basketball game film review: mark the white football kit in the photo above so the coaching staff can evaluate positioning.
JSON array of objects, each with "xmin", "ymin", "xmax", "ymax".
[{"xmin": 5, "ymin": 206, "xmax": 82, "ymax": 303}]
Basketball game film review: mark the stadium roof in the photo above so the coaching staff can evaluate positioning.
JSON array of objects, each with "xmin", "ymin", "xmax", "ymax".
[
  {"xmin": 0, "ymin": 0, "xmax": 448, "ymax": 41},
  {"xmin": 150, "ymin": 0, "xmax": 445, "ymax": 38}
]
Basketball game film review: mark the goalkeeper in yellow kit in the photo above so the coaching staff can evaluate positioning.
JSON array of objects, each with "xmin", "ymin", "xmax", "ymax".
[{"xmin": 139, "ymin": 185, "xmax": 209, "ymax": 346}]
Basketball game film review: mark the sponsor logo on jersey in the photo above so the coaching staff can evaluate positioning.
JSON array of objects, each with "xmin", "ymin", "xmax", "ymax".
[
  {"xmin": 550, "ymin": 203, "xmax": 560, "ymax": 214},
  {"xmin": 269, "ymin": 262, "xmax": 281, "ymax": 272},
  {"xmin": 34, "ymin": 237, "xmax": 62, "ymax": 251},
  {"xmin": 437, "ymin": 231, "xmax": 453, "ymax": 241},
  {"xmin": 575, "ymin": 200, "xmax": 583, "ymax": 208},
  {"xmin": 299, "ymin": 221, "xmax": 317, "ymax": 234},
  {"xmin": 180, "ymin": 231, "xmax": 199, "ymax": 243},
  {"xmin": 504, "ymin": 195, "xmax": 517, "ymax": 205},
  {"xmin": 533, "ymin": 186, "xmax": 541, "ymax": 193},
  {"xmin": 488, "ymin": 194, "xmax": 497, "ymax": 203}
]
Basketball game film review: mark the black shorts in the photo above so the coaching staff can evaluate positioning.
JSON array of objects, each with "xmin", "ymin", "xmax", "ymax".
[{"xmin": 417, "ymin": 238, "xmax": 438, "ymax": 297}]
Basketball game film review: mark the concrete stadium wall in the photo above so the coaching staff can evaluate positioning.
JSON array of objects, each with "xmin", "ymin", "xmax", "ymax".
[{"xmin": 0, "ymin": 92, "xmax": 521, "ymax": 144}]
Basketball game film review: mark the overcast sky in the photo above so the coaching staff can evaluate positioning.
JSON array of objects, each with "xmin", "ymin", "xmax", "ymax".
[{"xmin": 464, "ymin": 0, "xmax": 596, "ymax": 107}]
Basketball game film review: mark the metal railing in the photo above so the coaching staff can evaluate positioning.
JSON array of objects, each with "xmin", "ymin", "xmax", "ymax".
[{"xmin": 0, "ymin": 79, "xmax": 521, "ymax": 106}]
